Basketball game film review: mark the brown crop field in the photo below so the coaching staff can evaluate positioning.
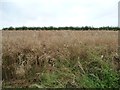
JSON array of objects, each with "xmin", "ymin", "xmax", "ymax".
[{"xmin": 2, "ymin": 30, "xmax": 120, "ymax": 88}]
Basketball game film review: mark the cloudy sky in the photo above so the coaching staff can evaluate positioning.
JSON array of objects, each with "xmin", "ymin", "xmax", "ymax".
[{"xmin": 0, "ymin": 0, "xmax": 119, "ymax": 29}]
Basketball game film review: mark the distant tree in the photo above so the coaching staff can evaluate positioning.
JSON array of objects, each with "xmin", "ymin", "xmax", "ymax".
[
  {"xmin": 84, "ymin": 26, "xmax": 89, "ymax": 30},
  {"xmin": 21, "ymin": 26, "xmax": 27, "ymax": 30},
  {"xmin": 2, "ymin": 26, "xmax": 120, "ymax": 31},
  {"xmin": 8, "ymin": 26, "xmax": 14, "ymax": 30},
  {"xmin": 15, "ymin": 27, "xmax": 20, "ymax": 30},
  {"xmin": 2, "ymin": 28, "xmax": 8, "ymax": 30}
]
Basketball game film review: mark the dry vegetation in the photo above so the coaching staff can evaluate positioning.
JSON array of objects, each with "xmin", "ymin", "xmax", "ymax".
[{"xmin": 2, "ymin": 30, "xmax": 120, "ymax": 88}]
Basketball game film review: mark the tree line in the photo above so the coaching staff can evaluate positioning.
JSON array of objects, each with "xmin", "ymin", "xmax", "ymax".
[{"xmin": 2, "ymin": 26, "xmax": 120, "ymax": 31}]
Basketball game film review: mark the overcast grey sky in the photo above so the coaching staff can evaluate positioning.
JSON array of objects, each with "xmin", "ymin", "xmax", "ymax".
[{"xmin": 0, "ymin": 0, "xmax": 119, "ymax": 29}]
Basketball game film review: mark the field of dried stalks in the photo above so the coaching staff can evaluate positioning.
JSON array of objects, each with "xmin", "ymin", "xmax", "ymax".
[{"xmin": 2, "ymin": 30, "xmax": 119, "ymax": 88}]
